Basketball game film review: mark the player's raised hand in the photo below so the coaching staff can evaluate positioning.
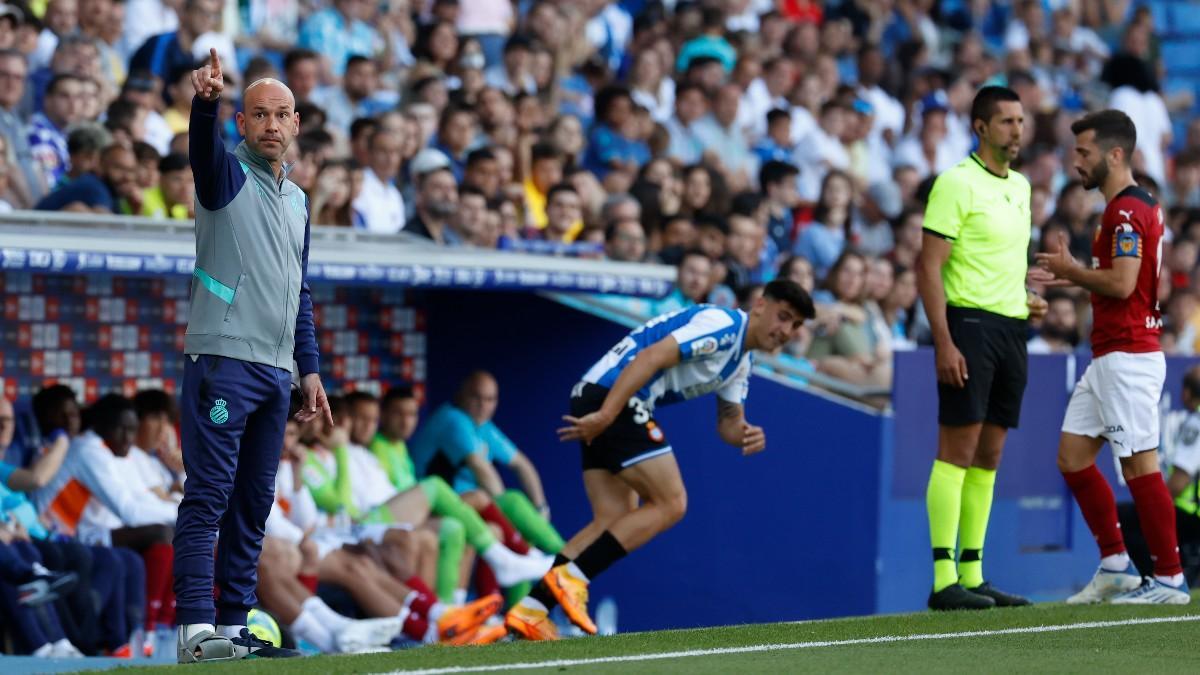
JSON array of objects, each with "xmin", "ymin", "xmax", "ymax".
[
  {"xmin": 557, "ymin": 412, "xmax": 613, "ymax": 445},
  {"xmin": 191, "ymin": 48, "xmax": 224, "ymax": 102},
  {"xmin": 741, "ymin": 422, "xmax": 766, "ymax": 456},
  {"xmin": 1034, "ymin": 231, "xmax": 1079, "ymax": 280}
]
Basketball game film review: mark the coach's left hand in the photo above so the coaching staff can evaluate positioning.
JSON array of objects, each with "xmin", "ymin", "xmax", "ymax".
[
  {"xmin": 296, "ymin": 373, "xmax": 334, "ymax": 426},
  {"xmin": 741, "ymin": 423, "xmax": 766, "ymax": 456}
]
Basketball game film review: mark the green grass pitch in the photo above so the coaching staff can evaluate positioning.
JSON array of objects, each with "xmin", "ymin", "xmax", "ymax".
[{"xmin": 124, "ymin": 595, "xmax": 1200, "ymax": 674}]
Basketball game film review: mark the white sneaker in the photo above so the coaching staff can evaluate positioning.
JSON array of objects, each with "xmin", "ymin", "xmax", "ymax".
[
  {"xmin": 1111, "ymin": 577, "xmax": 1192, "ymax": 605},
  {"xmin": 1066, "ymin": 563, "xmax": 1143, "ymax": 604},
  {"xmin": 51, "ymin": 639, "xmax": 84, "ymax": 658},
  {"xmin": 334, "ymin": 617, "xmax": 401, "ymax": 653},
  {"xmin": 483, "ymin": 544, "xmax": 555, "ymax": 587}
]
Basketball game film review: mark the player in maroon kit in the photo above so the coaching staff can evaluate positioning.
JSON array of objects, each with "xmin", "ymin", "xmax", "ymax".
[{"xmin": 1034, "ymin": 109, "xmax": 1189, "ymax": 604}]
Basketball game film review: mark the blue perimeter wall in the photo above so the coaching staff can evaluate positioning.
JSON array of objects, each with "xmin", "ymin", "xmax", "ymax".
[{"xmin": 423, "ymin": 290, "xmax": 1199, "ymax": 630}]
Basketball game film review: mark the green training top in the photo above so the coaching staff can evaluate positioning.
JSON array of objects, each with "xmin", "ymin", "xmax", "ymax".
[
  {"xmin": 369, "ymin": 433, "xmax": 418, "ymax": 493},
  {"xmin": 923, "ymin": 153, "xmax": 1032, "ymax": 320},
  {"xmin": 301, "ymin": 446, "xmax": 360, "ymax": 518}
]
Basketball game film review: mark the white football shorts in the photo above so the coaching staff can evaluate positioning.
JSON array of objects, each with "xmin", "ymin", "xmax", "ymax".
[{"xmin": 1061, "ymin": 351, "xmax": 1165, "ymax": 457}]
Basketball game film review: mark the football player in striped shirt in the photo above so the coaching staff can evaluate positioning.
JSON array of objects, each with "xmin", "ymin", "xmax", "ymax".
[{"xmin": 506, "ymin": 279, "xmax": 814, "ymax": 639}]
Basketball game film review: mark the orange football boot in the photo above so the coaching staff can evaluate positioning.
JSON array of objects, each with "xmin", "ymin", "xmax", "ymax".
[
  {"xmin": 504, "ymin": 601, "xmax": 559, "ymax": 641},
  {"xmin": 543, "ymin": 565, "xmax": 596, "ymax": 635},
  {"xmin": 457, "ymin": 623, "xmax": 508, "ymax": 646},
  {"xmin": 438, "ymin": 593, "xmax": 503, "ymax": 644}
]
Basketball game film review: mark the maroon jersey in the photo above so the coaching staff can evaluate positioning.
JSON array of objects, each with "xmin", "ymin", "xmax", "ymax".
[{"xmin": 1090, "ymin": 186, "xmax": 1163, "ymax": 357}]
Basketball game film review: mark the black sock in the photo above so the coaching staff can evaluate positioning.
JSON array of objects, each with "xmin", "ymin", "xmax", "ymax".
[
  {"xmin": 528, "ymin": 580, "xmax": 558, "ymax": 610},
  {"xmin": 573, "ymin": 531, "xmax": 627, "ymax": 581},
  {"xmin": 552, "ymin": 553, "xmax": 570, "ymax": 567}
]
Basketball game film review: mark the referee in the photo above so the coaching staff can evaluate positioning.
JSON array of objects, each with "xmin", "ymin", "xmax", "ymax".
[
  {"xmin": 917, "ymin": 86, "xmax": 1048, "ymax": 610},
  {"xmin": 173, "ymin": 50, "xmax": 333, "ymax": 661}
]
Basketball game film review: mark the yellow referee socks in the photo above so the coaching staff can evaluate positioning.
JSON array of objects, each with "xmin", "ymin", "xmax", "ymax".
[
  {"xmin": 958, "ymin": 466, "xmax": 997, "ymax": 589},
  {"xmin": 927, "ymin": 460, "xmax": 967, "ymax": 592}
]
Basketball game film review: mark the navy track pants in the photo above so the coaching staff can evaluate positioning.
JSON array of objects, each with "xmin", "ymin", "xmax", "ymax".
[{"xmin": 173, "ymin": 354, "xmax": 290, "ymax": 626}]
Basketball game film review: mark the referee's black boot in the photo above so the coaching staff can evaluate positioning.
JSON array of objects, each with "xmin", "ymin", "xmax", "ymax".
[
  {"xmin": 927, "ymin": 583, "xmax": 996, "ymax": 611},
  {"xmin": 966, "ymin": 581, "xmax": 1031, "ymax": 607}
]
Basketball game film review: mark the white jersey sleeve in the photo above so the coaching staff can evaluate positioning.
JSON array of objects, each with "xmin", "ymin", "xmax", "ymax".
[
  {"xmin": 73, "ymin": 434, "xmax": 177, "ymax": 527},
  {"xmin": 346, "ymin": 444, "xmax": 400, "ymax": 514},
  {"xmin": 276, "ymin": 459, "xmax": 320, "ymax": 531},
  {"xmin": 669, "ymin": 308, "xmax": 737, "ymax": 361},
  {"xmin": 1172, "ymin": 414, "xmax": 1200, "ymax": 477}
]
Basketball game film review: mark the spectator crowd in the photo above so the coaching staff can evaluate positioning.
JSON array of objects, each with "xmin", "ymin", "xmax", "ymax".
[{"xmin": 3, "ymin": 0, "xmax": 1200, "ymax": 387}]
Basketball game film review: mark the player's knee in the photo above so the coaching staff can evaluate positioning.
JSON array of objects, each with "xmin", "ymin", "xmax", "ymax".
[
  {"xmin": 440, "ymin": 518, "xmax": 466, "ymax": 545},
  {"xmin": 461, "ymin": 490, "xmax": 489, "ymax": 510},
  {"xmin": 385, "ymin": 530, "xmax": 416, "ymax": 556},
  {"xmin": 401, "ymin": 529, "xmax": 433, "ymax": 562},
  {"xmin": 659, "ymin": 491, "xmax": 688, "ymax": 528},
  {"xmin": 1056, "ymin": 451, "xmax": 1080, "ymax": 474},
  {"xmin": 259, "ymin": 538, "xmax": 283, "ymax": 566},
  {"xmin": 975, "ymin": 443, "xmax": 1003, "ymax": 468},
  {"xmin": 417, "ymin": 527, "xmax": 439, "ymax": 552},
  {"xmin": 1119, "ymin": 452, "xmax": 1159, "ymax": 481},
  {"xmin": 1057, "ymin": 439, "xmax": 1094, "ymax": 474},
  {"xmin": 340, "ymin": 551, "xmax": 363, "ymax": 571},
  {"xmin": 283, "ymin": 543, "xmax": 303, "ymax": 570},
  {"xmin": 299, "ymin": 537, "xmax": 319, "ymax": 562}
]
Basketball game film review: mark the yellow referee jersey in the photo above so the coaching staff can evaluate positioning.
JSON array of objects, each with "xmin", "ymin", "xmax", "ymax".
[{"xmin": 923, "ymin": 153, "xmax": 1032, "ymax": 320}]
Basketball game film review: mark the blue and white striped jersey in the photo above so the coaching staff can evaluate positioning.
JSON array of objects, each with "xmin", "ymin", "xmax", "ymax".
[{"xmin": 582, "ymin": 305, "xmax": 753, "ymax": 410}]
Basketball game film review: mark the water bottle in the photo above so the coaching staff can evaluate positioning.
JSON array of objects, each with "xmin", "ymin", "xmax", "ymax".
[{"xmin": 595, "ymin": 597, "xmax": 618, "ymax": 636}]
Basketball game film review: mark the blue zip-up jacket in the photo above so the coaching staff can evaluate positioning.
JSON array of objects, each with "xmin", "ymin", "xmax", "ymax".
[{"xmin": 184, "ymin": 96, "xmax": 320, "ymax": 376}]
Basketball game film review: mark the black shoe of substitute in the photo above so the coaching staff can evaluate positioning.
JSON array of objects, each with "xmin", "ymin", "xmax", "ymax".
[
  {"xmin": 230, "ymin": 628, "xmax": 302, "ymax": 658},
  {"xmin": 18, "ymin": 568, "xmax": 78, "ymax": 607},
  {"xmin": 928, "ymin": 583, "xmax": 996, "ymax": 611},
  {"xmin": 966, "ymin": 581, "xmax": 1031, "ymax": 607}
]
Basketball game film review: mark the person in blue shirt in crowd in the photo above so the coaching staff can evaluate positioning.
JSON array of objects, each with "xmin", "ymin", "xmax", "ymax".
[
  {"xmin": 582, "ymin": 85, "xmax": 649, "ymax": 185},
  {"xmin": 127, "ymin": 0, "xmax": 221, "ymax": 103},
  {"xmin": 794, "ymin": 169, "xmax": 860, "ymax": 280},
  {"xmin": 36, "ymin": 142, "xmax": 141, "ymax": 213},
  {"xmin": 505, "ymin": 279, "xmax": 814, "ymax": 641},
  {"xmin": 752, "ymin": 109, "xmax": 802, "ymax": 168}
]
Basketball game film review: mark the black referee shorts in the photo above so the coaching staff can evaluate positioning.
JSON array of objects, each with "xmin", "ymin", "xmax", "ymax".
[{"xmin": 938, "ymin": 306, "xmax": 1028, "ymax": 429}]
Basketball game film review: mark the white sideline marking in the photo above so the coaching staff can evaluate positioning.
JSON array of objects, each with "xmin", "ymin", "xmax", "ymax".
[{"xmin": 381, "ymin": 615, "xmax": 1200, "ymax": 674}]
